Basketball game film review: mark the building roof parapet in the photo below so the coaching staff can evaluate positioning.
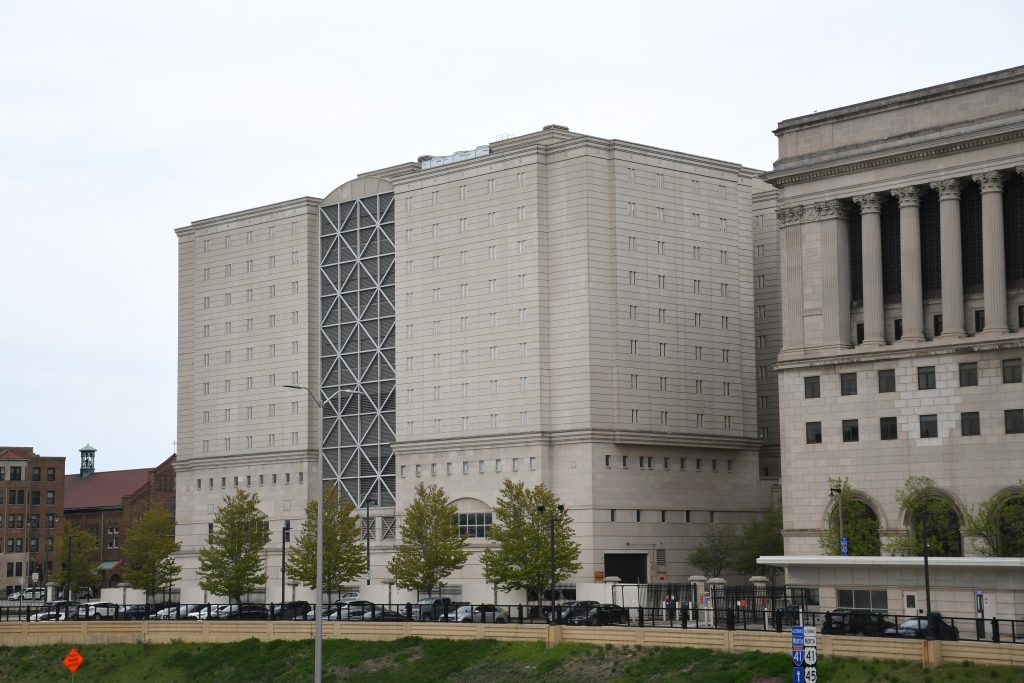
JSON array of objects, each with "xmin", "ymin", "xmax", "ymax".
[{"xmin": 175, "ymin": 196, "xmax": 322, "ymax": 236}]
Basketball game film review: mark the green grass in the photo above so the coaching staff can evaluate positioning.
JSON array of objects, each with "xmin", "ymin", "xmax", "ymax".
[{"xmin": 0, "ymin": 637, "xmax": 1021, "ymax": 682}]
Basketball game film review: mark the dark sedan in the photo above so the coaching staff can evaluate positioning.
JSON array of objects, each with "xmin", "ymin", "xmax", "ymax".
[
  {"xmin": 884, "ymin": 617, "xmax": 959, "ymax": 641},
  {"xmin": 821, "ymin": 609, "xmax": 894, "ymax": 637},
  {"xmin": 567, "ymin": 604, "xmax": 629, "ymax": 626}
]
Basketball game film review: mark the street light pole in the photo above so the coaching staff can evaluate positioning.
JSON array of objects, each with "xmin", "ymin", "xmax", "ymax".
[
  {"xmin": 281, "ymin": 520, "xmax": 290, "ymax": 605},
  {"xmin": 284, "ymin": 384, "xmax": 325, "ymax": 683},
  {"xmin": 537, "ymin": 504, "xmax": 564, "ymax": 624},
  {"xmin": 922, "ymin": 510, "xmax": 934, "ymax": 639},
  {"xmin": 364, "ymin": 497, "xmax": 377, "ymax": 586}
]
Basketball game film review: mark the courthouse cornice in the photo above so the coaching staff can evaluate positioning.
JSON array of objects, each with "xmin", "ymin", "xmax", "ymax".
[
  {"xmin": 774, "ymin": 335, "xmax": 1024, "ymax": 371},
  {"xmin": 394, "ymin": 429, "xmax": 761, "ymax": 455}
]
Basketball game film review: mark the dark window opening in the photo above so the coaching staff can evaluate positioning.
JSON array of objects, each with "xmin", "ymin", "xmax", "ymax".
[
  {"xmin": 975, "ymin": 309, "xmax": 986, "ymax": 333},
  {"xmin": 1003, "ymin": 358, "xmax": 1022, "ymax": 384},
  {"xmin": 894, "ymin": 318, "xmax": 903, "ymax": 341},
  {"xmin": 806, "ymin": 422, "xmax": 822, "ymax": 444},
  {"xmin": 1007, "ymin": 409, "xmax": 1024, "ymax": 435},
  {"xmin": 961, "ymin": 182, "xmax": 983, "ymax": 291},
  {"xmin": 881, "ymin": 197, "xmax": 902, "ymax": 301},
  {"xmin": 918, "ymin": 366, "xmax": 936, "ymax": 390},
  {"xmin": 880, "ymin": 417, "xmax": 898, "ymax": 440},
  {"xmin": 878, "ymin": 369, "xmax": 896, "ymax": 393},
  {"xmin": 804, "ymin": 376, "xmax": 820, "ymax": 399},
  {"xmin": 842, "ymin": 419, "xmax": 859, "ymax": 443},
  {"xmin": 933, "ymin": 314, "xmax": 943, "ymax": 337},
  {"xmin": 962, "ymin": 412, "xmax": 981, "ymax": 437},
  {"xmin": 920, "ymin": 188, "xmax": 942, "ymax": 294},
  {"xmin": 840, "ymin": 373, "xmax": 858, "ymax": 396},
  {"xmin": 960, "ymin": 363, "xmax": 978, "ymax": 387},
  {"xmin": 920, "ymin": 414, "xmax": 938, "ymax": 438}
]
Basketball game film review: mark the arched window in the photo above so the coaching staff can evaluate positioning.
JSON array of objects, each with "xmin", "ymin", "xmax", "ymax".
[{"xmin": 824, "ymin": 498, "xmax": 881, "ymax": 556}]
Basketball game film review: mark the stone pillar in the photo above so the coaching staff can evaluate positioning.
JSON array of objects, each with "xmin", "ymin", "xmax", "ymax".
[
  {"xmin": 777, "ymin": 207, "xmax": 805, "ymax": 352},
  {"xmin": 892, "ymin": 186, "xmax": 925, "ymax": 342},
  {"xmin": 815, "ymin": 201, "xmax": 853, "ymax": 349},
  {"xmin": 930, "ymin": 179, "xmax": 966, "ymax": 338},
  {"xmin": 972, "ymin": 171, "xmax": 1009, "ymax": 335},
  {"xmin": 853, "ymin": 193, "xmax": 886, "ymax": 345}
]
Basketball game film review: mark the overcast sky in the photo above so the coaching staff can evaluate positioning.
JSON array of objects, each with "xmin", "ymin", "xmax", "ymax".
[{"xmin": 1, "ymin": 1, "xmax": 1020, "ymax": 473}]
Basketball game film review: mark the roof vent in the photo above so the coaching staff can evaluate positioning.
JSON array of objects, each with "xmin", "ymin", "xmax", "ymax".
[
  {"xmin": 417, "ymin": 155, "xmax": 434, "ymax": 163},
  {"xmin": 543, "ymin": 124, "xmax": 569, "ymax": 131}
]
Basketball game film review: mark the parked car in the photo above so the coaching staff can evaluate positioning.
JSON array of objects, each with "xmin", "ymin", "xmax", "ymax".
[
  {"xmin": 74, "ymin": 601, "xmax": 119, "ymax": 620},
  {"xmin": 821, "ymin": 609, "xmax": 894, "ymax": 637},
  {"xmin": 9, "ymin": 588, "xmax": 45, "ymax": 601},
  {"xmin": 884, "ymin": 616, "xmax": 959, "ymax": 641},
  {"xmin": 334, "ymin": 600, "xmax": 375, "ymax": 620},
  {"xmin": 357, "ymin": 609, "xmax": 409, "ymax": 622},
  {"xmin": 270, "ymin": 601, "xmax": 311, "ymax": 620},
  {"xmin": 28, "ymin": 611, "xmax": 64, "ymax": 622},
  {"xmin": 548, "ymin": 600, "xmax": 599, "ymax": 624},
  {"xmin": 119, "ymin": 605, "xmax": 155, "ymax": 620},
  {"xmin": 339, "ymin": 592, "xmax": 360, "ymax": 600},
  {"xmin": 152, "ymin": 604, "xmax": 195, "ymax": 620},
  {"xmin": 216, "ymin": 603, "xmax": 269, "ymax": 621},
  {"xmin": 446, "ymin": 604, "xmax": 508, "ymax": 624},
  {"xmin": 414, "ymin": 597, "xmax": 460, "ymax": 621},
  {"xmin": 567, "ymin": 604, "xmax": 630, "ymax": 626}
]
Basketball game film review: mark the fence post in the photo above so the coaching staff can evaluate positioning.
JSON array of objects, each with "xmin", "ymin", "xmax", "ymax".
[
  {"xmin": 638, "ymin": 606, "xmax": 644, "ymax": 628},
  {"xmin": 681, "ymin": 604, "xmax": 688, "ymax": 629},
  {"xmin": 992, "ymin": 618, "xmax": 1000, "ymax": 643},
  {"xmin": 405, "ymin": 602, "xmax": 412, "ymax": 621},
  {"xmin": 726, "ymin": 608, "xmax": 735, "ymax": 631},
  {"xmin": 517, "ymin": 604, "xmax": 523, "ymax": 625}
]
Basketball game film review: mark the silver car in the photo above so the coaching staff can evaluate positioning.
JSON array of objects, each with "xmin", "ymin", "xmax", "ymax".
[{"xmin": 447, "ymin": 604, "xmax": 508, "ymax": 623}]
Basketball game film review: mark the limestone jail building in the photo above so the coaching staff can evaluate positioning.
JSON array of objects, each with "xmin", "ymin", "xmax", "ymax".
[{"xmin": 174, "ymin": 125, "xmax": 782, "ymax": 601}]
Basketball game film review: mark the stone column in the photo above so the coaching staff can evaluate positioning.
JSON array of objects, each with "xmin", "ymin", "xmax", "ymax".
[
  {"xmin": 816, "ymin": 201, "xmax": 852, "ymax": 349},
  {"xmin": 892, "ymin": 186, "xmax": 925, "ymax": 342},
  {"xmin": 930, "ymin": 179, "xmax": 966, "ymax": 337},
  {"xmin": 777, "ymin": 207, "xmax": 805, "ymax": 352},
  {"xmin": 972, "ymin": 171, "xmax": 1009, "ymax": 335},
  {"xmin": 853, "ymin": 193, "xmax": 886, "ymax": 345}
]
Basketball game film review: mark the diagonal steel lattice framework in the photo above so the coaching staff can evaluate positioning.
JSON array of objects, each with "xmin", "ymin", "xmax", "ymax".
[{"xmin": 319, "ymin": 193, "xmax": 396, "ymax": 508}]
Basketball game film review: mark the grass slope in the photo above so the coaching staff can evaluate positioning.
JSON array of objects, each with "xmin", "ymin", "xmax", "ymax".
[{"xmin": 0, "ymin": 637, "xmax": 1021, "ymax": 682}]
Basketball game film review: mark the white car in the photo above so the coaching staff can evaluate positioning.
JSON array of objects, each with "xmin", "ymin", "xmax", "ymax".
[
  {"xmin": 28, "ymin": 611, "xmax": 64, "ymax": 622},
  {"xmin": 446, "ymin": 604, "xmax": 508, "ymax": 624},
  {"xmin": 77, "ymin": 602, "xmax": 118, "ymax": 620}
]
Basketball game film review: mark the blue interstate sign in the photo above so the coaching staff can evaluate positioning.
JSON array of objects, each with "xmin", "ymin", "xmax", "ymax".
[
  {"xmin": 792, "ymin": 649, "xmax": 805, "ymax": 667},
  {"xmin": 793, "ymin": 667, "xmax": 805, "ymax": 683},
  {"xmin": 791, "ymin": 625, "xmax": 804, "ymax": 647},
  {"xmin": 841, "ymin": 536, "xmax": 849, "ymax": 556}
]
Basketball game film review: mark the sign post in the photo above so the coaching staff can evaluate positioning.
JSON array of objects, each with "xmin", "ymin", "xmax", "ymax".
[
  {"xmin": 840, "ymin": 536, "xmax": 848, "ymax": 557},
  {"xmin": 63, "ymin": 648, "xmax": 83, "ymax": 680},
  {"xmin": 792, "ymin": 625, "xmax": 817, "ymax": 682}
]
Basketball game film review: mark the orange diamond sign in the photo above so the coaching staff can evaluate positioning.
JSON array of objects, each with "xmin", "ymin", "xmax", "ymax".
[{"xmin": 63, "ymin": 648, "xmax": 83, "ymax": 674}]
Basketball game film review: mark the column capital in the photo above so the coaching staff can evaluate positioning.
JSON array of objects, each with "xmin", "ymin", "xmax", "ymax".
[
  {"xmin": 972, "ymin": 170, "xmax": 1006, "ymax": 193},
  {"xmin": 930, "ymin": 178, "xmax": 963, "ymax": 201},
  {"xmin": 776, "ymin": 205, "xmax": 805, "ymax": 227},
  {"xmin": 814, "ymin": 200, "xmax": 850, "ymax": 220},
  {"xmin": 852, "ymin": 193, "xmax": 884, "ymax": 213},
  {"xmin": 891, "ymin": 186, "xmax": 925, "ymax": 207}
]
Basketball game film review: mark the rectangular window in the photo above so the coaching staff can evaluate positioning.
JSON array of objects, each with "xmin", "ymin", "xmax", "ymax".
[
  {"xmin": 962, "ymin": 412, "xmax": 981, "ymax": 436},
  {"xmin": 920, "ymin": 414, "xmax": 939, "ymax": 438},
  {"xmin": 960, "ymin": 362, "xmax": 978, "ymax": 387},
  {"xmin": 880, "ymin": 416, "xmax": 898, "ymax": 440},
  {"xmin": 1007, "ymin": 409, "xmax": 1024, "ymax": 435},
  {"xmin": 894, "ymin": 318, "xmax": 903, "ymax": 341},
  {"xmin": 918, "ymin": 366, "xmax": 936, "ymax": 390},
  {"xmin": 1003, "ymin": 359, "xmax": 1022, "ymax": 384},
  {"xmin": 933, "ymin": 314, "xmax": 943, "ymax": 337},
  {"xmin": 457, "ymin": 512, "xmax": 493, "ymax": 538},
  {"xmin": 837, "ymin": 589, "xmax": 888, "ymax": 612},
  {"xmin": 530, "ymin": 457, "xmax": 537, "ymax": 470},
  {"xmin": 806, "ymin": 422, "xmax": 822, "ymax": 444},
  {"xmin": 878, "ymin": 369, "xmax": 896, "ymax": 393},
  {"xmin": 840, "ymin": 373, "xmax": 858, "ymax": 396},
  {"xmin": 842, "ymin": 419, "xmax": 859, "ymax": 443},
  {"xmin": 804, "ymin": 376, "xmax": 820, "ymax": 399},
  {"xmin": 975, "ymin": 309, "xmax": 986, "ymax": 332}
]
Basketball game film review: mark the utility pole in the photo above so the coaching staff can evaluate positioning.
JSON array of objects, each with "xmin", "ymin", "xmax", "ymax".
[
  {"xmin": 829, "ymin": 486, "xmax": 845, "ymax": 553},
  {"xmin": 364, "ymin": 497, "xmax": 377, "ymax": 586},
  {"xmin": 537, "ymin": 504, "xmax": 565, "ymax": 624},
  {"xmin": 922, "ymin": 510, "xmax": 933, "ymax": 639},
  {"xmin": 281, "ymin": 520, "xmax": 290, "ymax": 605}
]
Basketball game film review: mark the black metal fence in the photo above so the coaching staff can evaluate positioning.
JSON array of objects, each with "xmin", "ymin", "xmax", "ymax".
[{"xmin": 2, "ymin": 600, "xmax": 1022, "ymax": 644}]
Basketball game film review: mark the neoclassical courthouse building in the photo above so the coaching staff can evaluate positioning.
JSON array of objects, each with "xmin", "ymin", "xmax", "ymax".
[{"xmin": 763, "ymin": 66, "xmax": 1024, "ymax": 618}]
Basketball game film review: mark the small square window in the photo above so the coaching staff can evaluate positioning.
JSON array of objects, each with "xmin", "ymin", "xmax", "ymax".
[
  {"xmin": 918, "ymin": 366, "xmax": 936, "ymax": 390},
  {"xmin": 961, "ymin": 412, "xmax": 981, "ymax": 437},
  {"xmin": 1003, "ymin": 359, "xmax": 1022, "ymax": 384},
  {"xmin": 920, "ymin": 414, "xmax": 938, "ymax": 438},
  {"xmin": 880, "ymin": 416, "xmax": 898, "ymax": 440},
  {"xmin": 842, "ymin": 419, "xmax": 859, "ymax": 443},
  {"xmin": 806, "ymin": 422, "xmax": 822, "ymax": 444},
  {"xmin": 804, "ymin": 376, "xmax": 820, "ymax": 399},
  {"xmin": 959, "ymin": 363, "xmax": 978, "ymax": 387},
  {"xmin": 840, "ymin": 373, "xmax": 858, "ymax": 396},
  {"xmin": 1006, "ymin": 409, "xmax": 1024, "ymax": 435},
  {"xmin": 878, "ymin": 369, "xmax": 896, "ymax": 393}
]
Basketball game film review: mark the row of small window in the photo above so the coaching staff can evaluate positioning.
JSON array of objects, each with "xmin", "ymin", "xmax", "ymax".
[
  {"xmin": 406, "ymin": 174, "xmax": 527, "ymax": 212},
  {"xmin": 631, "ymin": 274, "xmax": 733, "ymax": 297},
  {"xmin": 626, "ymin": 240, "xmax": 730, "ymax": 263},
  {"xmin": 404, "ymin": 413, "xmax": 529, "ymax": 435},
  {"xmin": 199, "ymin": 252, "xmax": 300, "ymax": 273},
  {"xmin": 626, "ymin": 376, "xmax": 736, "ymax": 395},
  {"xmin": 5, "ymin": 513, "xmax": 57, "ymax": 529},
  {"xmin": 200, "ymin": 313, "xmax": 300, "ymax": 338},
  {"xmin": 195, "ymin": 472, "xmax": 303, "ymax": 490},
  {"xmin": 628, "ymin": 411, "xmax": 736, "ymax": 428},
  {"xmin": 629, "ymin": 343, "xmax": 735, "ymax": 363},
  {"xmin": 2, "ymin": 490, "xmax": 57, "ymax": 506},
  {"xmin": 403, "ymin": 345, "xmax": 530, "ymax": 371},
  {"xmin": 855, "ymin": 307, "xmax": 1024, "ymax": 344},
  {"xmin": 604, "ymin": 454, "xmax": 734, "ymax": 473},
  {"xmin": 804, "ymin": 359, "xmax": 1023, "ymax": 399},
  {"xmin": 805, "ymin": 410, "xmax": 1024, "ymax": 443},
  {"xmin": 401, "ymin": 458, "xmax": 538, "ymax": 478},
  {"xmin": 409, "ymin": 379, "xmax": 533, "ymax": 402},
  {"xmin": 200, "ymin": 374, "xmax": 302, "ymax": 395},
  {"xmin": 200, "ymin": 281, "xmax": 300, "ymax": 306},
  {"xmin": 404, "ymin": 310, "xmax": 532, "ymax": 338},
  {"xmin": 403, "ymin": 214, "xmax": 530, "ymax": 243},
  {"xmin": 623, "ymin": 168, "xmax": 727, "ymax": 198},
  {"xmin": 202, "ymin": 405, "xmax": 300, "ymax": 423},
  {"xmin": 200, "ymin": 434, "xmax": 301, "ymax": 452},
  {"xmin": 4, "ymin": 536, "xmax": 53, "ymax": 552},
  {"xmin": 0, "ymin": 467, "xmax": 56, "ymax": 482},
  {"xmin": 200, "ymin": 224, "xmax": 297, "ymax": 253},
  {"xmin": 609, "ymin": 510, "xmax": 717, "ymax": 523},
  {"xmin": 200, "ymin": 341, "xmax": 302, "ymax": 366},
  {"xmin": 625, "ymin": 204, "xmax": 732, "ymax": 233}
]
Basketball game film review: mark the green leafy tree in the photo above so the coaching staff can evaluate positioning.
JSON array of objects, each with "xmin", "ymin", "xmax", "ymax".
[
  {"xmin": 818, "ymin": 477, "xmax": 882, "ymax": 556},
  {"xmin": 732, "ymin": 507, "xmax": 785, "ymax": 578},
  {"xmin": 388, "ymin": 483, "xmax": 468, "ymax": 596},
  {"xmin": 962, "ymin": 491, "xmax": 1024, "ymax": 557},
  {"xmin": 197, "ymin": 489, "xmax": 271, "ymax": 603},
  {"xmin": 481, "ymin": 480, "xmax": 581, "ymax": 604},
  {"xmin": 122, "ymin": 506, "xmax": 181, "ymax": 602},
  {"xmin": 687, "ymin": 524, "xmax": 737, "ymax": 578},
  {"xmin": 52, "ymin": 522, "xmax": 100, "ymax": 597},
  {"xmin": 887, "ymin": 476, "xmax": 962, "ymax": 557},
  {"xmin": 286, "ymin": 484, "xmax": 365, "ymax": 602}
]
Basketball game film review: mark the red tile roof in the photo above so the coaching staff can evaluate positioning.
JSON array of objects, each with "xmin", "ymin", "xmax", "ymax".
[
  {"xmin": 64, "ymin": 469, "xmax": 152, "ymax": 510},
  {"xmin": 0, "ymin": 447, "xmax": 35, "ymax": 460}
]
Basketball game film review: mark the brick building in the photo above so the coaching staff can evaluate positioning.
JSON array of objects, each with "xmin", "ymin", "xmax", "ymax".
[
  {"xmin": 64, "ymin": 445, "xmax": 176, "ymax": 587},
  {"xmin": 0, "ymin": 446, "xmax": 65, "ymax": 596}
]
